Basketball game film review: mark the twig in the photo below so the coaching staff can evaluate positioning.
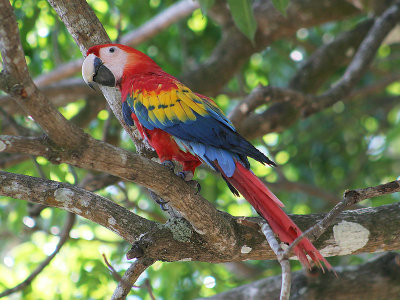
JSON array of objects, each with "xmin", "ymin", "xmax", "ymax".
[
  {"xmin": 104, "ymin": 254, "xmax": 156, "ymax": 300},
  {"xmin": 260, "ymin": 222, "xmax": 291, "ymax": 300},
  {"xmin": 229, "ymin": 86, "xmax": 308, "ymax": 125},
  {"xmin": 143, "ymin": 279, "xmax": 156, "ymax": 300},
  {"xmin": 283, "ymin": 180, "xmax": 400, "ymax": 259},
  {"xmin": 103, "ymin": 254, "xmax": 123, "ymax": 282},
  {"xmin": 289, "ymin": 18, "xmax": 374, "ymax": 93},
  {"xmin": 111, "ymin": 258, "xmax": 156, "ymax": 300},
  {"xmin": 0, "ymin": 213, "xmax": 76, "ymax": 298}
]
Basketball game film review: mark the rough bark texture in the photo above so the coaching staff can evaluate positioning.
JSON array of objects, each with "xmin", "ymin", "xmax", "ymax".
[{"xmin": 198, "ymin": 252, "xmax": 400, "ymax": 300}]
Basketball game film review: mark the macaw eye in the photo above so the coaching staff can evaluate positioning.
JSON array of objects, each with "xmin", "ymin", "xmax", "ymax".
[{"xmin": 109, "ymin": 47, "xmax": 115, "ymax": 53}]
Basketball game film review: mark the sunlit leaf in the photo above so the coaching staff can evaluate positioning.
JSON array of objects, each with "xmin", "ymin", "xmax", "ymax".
[{"xmin": 227, "ymin": 0, "xmax": 257, "ymax": 43}]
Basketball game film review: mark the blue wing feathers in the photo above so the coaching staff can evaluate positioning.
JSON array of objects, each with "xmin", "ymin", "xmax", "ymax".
[
  {"xmin": 164, "ymin": 114, "xmax": 272, "ymax": 167},
  {"xmin": 122, "ymin": 101, "xmax": 135, "ymax": 126}
]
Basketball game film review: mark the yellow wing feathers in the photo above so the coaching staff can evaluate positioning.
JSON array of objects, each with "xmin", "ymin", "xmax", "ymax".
[{"xmin": 132, "ymin": 82, "xmax": 208, "ymax": 125}]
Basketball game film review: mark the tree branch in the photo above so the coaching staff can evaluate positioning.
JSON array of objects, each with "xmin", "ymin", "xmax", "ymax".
[
  {"xmin": 0, "ymin": 132, "xmax": 239, "ymax": 259},
  {"xmin": 283, "ymin": 180, "xmax": 400, "ymax": 261},
  {"xmin": 198, "ymin": 252, "xmax": 400, "ymax": 300},
  {"xmin": 1, "ymin": 168, "xmax": 400, "ymax": 263},
  {"xmin": 0, "ymin": 170, "xmax": 155, "ymax": 241},
  {"xmin": 111, "ymin": 258, "xmax": 156, "ymax": 300},
  {"xmin": 119, "ymin": 0, "xmax": 198, "ymax": 46},
  {"xmin": 47, "ymin": 0, "xmax": 156, "ymax": 159},
  {"xmin": 261, "ymin": 222, "xmax": 291, "ymax": 300}
]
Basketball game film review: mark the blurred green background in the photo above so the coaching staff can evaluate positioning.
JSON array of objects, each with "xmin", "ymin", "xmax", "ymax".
[{"xmin": 1, "ymin": 0, "xmax": 400, "ymax": 299}]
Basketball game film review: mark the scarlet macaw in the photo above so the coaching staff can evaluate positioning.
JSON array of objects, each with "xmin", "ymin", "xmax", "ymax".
[{"xmin": 82, "ymin": 44, "xmax": 330, "ymax": 269}]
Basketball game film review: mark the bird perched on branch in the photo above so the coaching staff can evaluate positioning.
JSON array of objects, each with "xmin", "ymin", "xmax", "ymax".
[{"xmin": 82, "ymin": 43, "xmax": 330, "ymax": 270}]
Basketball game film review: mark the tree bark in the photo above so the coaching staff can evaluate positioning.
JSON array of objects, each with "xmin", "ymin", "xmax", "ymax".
[{"xmin": 198, "ymin": 252, "xmax": 400, "ymax": 300}]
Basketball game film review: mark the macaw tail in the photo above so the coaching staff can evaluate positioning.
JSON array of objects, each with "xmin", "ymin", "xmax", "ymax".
[{"xmin": 223, "ymin": 161, "xmax": 331, "ymax": 270}]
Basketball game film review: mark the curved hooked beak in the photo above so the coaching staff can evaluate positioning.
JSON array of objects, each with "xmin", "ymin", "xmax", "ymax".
[{"xmin": 82, "ymin": 53, "xmax": 116, "ymax": 90}]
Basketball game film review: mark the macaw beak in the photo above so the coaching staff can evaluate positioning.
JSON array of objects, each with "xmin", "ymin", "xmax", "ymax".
[{"xmin": 82, "ymin": 53, "xmax": 116, "ymax": 89}]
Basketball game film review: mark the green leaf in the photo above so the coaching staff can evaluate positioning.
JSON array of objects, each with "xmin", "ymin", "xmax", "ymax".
[
  {"xmin": 227, "ymin": 0, "xmax": 257, "ymax": 43},
  {"xmin": 271, "ymin": 0, "xmax": 290, "ymax": 16},
  {"xmin": 198, "ymin": 0, "xmax": 215, "ymax": 15}
]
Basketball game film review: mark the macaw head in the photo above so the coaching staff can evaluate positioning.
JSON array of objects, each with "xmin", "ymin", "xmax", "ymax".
[{"xmin": 82, "ymin": 43, "xmax": 160, "ymax": 89}]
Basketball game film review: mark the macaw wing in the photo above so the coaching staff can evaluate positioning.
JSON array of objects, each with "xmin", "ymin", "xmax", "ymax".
[
  {"xmin": 126, "ymin": 76, "xmax": 234, "ymax": 142},
  {"xmin": 125, "ymin": 75, "xmax": 271, "ymax": 170}
]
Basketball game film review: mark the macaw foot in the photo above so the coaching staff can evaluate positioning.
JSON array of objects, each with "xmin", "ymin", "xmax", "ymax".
[
  {"xmin": 178, "ymin": 170, "xmax": 194, "ymax": 181},
  {"xmin": 149, "ymin": 190, "xmax": 169, "ymax": 211},
  {"xmin": 161, "ymin": 160, "xmax": 175, "ymax": 172},
  {"xmin": 178, "ymin": 171, "xmax": 201, "ymax": 194}
]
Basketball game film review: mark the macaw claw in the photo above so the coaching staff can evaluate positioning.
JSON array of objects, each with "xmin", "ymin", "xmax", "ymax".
[
  {"xmin": 188, "ymin": 180, "xmax": 201, "ymax": 194},
  {"xmin": 178, "ymin": 171, "xmax": 201, "ymax": 194},
  {"xmin": 162, "ymin": 160, "xmax": 175, "ymax": 172},
  {"xmin": 149, "ymin": 190, "xmax": 169, "ymax": 211}
]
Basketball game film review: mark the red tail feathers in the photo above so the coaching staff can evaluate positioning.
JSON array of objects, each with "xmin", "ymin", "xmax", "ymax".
[{"xmin": 226, "ymin": 162, "xmax": 331, "ymax": 270}]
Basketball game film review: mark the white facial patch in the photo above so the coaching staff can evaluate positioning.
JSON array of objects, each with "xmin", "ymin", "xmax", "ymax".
[{"xmin": 99, "ymin": 46, "xmax": 128, "ymax": 84}]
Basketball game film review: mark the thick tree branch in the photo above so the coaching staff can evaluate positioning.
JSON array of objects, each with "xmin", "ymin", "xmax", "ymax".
[
  {"xmin": 0, "ymin": 170, "xmax": 155, "ymax": 242},
  {"xmin": 0, "ymin": 134, "xmax": 239, "ymax": 258},
  {"xmin": 198, "ymin": 252, "xmax": 400, "ymax": 300},
  {"xmin": 1, "ymin": 168, "xmax": 400, "ymax": 263},
  {"xmin": 47, "ymin": 0, "xmax": 156, "ymax": 158}
]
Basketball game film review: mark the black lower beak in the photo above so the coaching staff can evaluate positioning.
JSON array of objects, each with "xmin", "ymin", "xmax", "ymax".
[{"xmin": 93, "ymin": 56, "xmax": 116, "ymax": 87}]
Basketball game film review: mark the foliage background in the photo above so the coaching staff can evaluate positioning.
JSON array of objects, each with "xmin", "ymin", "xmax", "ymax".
[{"xmin": 1, "ymin": 0, "xmax": 400, "ymax": 299}]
